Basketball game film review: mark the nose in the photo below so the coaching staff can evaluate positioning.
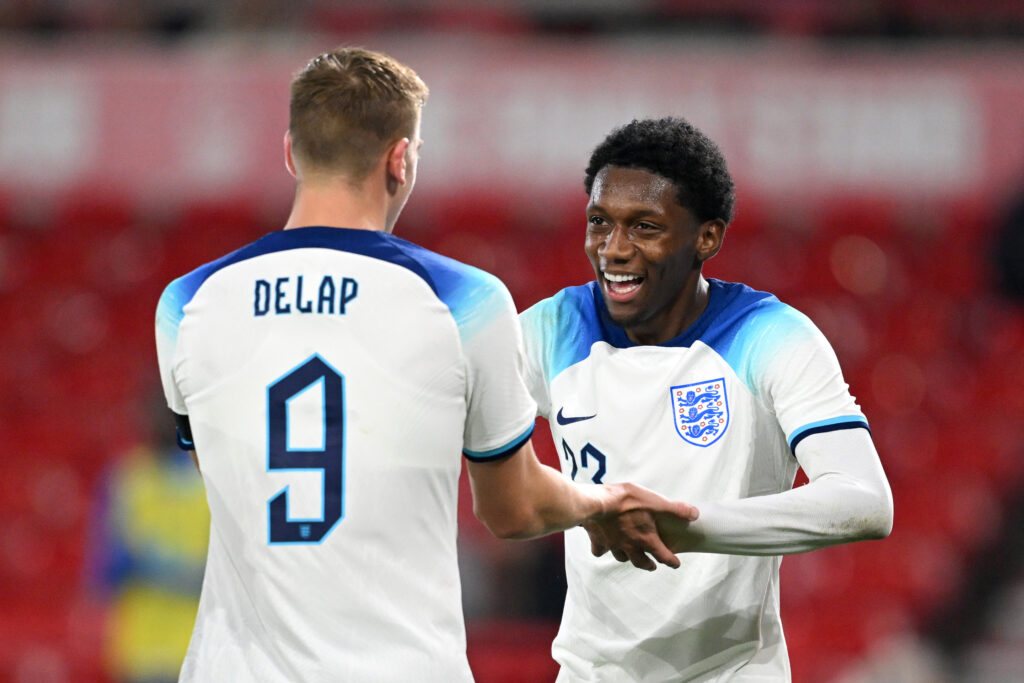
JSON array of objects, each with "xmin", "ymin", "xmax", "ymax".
[{"xmin": 600, "ymin": 225, "xmax": 633, "ymax": 262}]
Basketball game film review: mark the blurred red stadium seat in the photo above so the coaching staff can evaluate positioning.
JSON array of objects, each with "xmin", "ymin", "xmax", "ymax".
[
  {"xmin": 165, "ymin": 198, "xmax": 273, "ymax": 273},
  {"xmin": 1, "ymin": 173, "xmax": 1020, "ymax": 683},
  {"xmin": 53, "ymin": 192, "xmax": 137, "ymax": 233},
  {"xmin": 467, "ymin": 620, "xmax": 560, "ymax": 683}
]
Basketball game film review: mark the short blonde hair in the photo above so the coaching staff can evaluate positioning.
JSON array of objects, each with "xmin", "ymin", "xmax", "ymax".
[{"xmin": 289, "ymin": 47, "xmax": 428, "ymax": 180}]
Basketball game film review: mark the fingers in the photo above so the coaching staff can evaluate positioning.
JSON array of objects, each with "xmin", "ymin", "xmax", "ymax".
[
  {"xmin": 615, "ymin": 530, "xmax": 679, "ymax": 570},
  {"xmin": 583, "ymin": 521, "xmax": 609, "ymax": 558},
  {"xmin": 587, "ymin": 505, "xmax": 685, "ymax": 571},
  {"xmin": 609, "ymin": 483, "xmax": 699, "ymax": 523},
  {"xmin": 587, "ymin": 485, "xmax": 698, "ymax": 571},
  {"xmin": 592, "ymin": 521, "xmax": 656, "ymax": 570},
  {"xmin": 612, "ymin": 547, "xmax": 658, "ymax": 571},
  {"xmin": 643, "ymin": 533, "xmax": 682, "ymax": 569},
  {"xmin": 627, "ymin": 550, "xmax": 655, "ymax": 571}
]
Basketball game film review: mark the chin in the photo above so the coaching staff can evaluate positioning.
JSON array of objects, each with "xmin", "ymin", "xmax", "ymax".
[{"xmin": 604, "ymin": 305, "xmax": 640, "ymax": 330}]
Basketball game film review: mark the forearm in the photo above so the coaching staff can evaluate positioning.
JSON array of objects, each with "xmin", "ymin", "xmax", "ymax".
[
  {"xmin": 498, "ymin": 464, "xmax": 605, "ymax": 540},
  {"xmin": 469, "ymin": 438, "xmax": 698, "ymax": 573},
  {"xmin": 660, "ymin": 429, "xmax": 893, "ymax": 555},
  {"xmin": 468, "ymin": 439, "xmax": 605, "ymax": 540},
  {"xmin": 668, "ymin": 475, "xmax": 890, "ymax": 555}
]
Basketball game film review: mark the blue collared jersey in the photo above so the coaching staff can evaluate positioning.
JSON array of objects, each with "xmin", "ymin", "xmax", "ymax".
[
  {"xmin": 155, "ymin": 227, "xmax": 536, "ymax": 683},
  {"xmin": 520, "ymin": 278, "xmax": 867, "ymax": 683}
]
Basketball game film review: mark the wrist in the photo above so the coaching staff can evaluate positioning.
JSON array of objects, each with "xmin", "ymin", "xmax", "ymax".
[{"xmin": 574, "ymin": 481, "xmax": 613, "ymax": 524}]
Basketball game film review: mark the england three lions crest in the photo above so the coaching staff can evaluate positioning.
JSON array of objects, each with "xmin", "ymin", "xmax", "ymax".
[{"xmin": 670, "ymin": 379, "xmax": 729, "ymax": 447}]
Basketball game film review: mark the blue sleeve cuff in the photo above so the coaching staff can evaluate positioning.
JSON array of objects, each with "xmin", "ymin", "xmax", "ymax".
[
  {"xmin": 788, "ymin": 416, "xmax": 870, "ymax": 453},
  {"xmin": 463, "ymin": 423, "xmax": 535, "ymax": 463},
  {"xmin": 174, "ymin": 412, "xmax": 195, "ymax": 451}
]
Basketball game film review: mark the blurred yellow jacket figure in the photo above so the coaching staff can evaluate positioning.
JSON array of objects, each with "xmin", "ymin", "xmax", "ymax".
[{"xmin": 93, "ymin": 444, "xmax": 209, "ymax": 683}]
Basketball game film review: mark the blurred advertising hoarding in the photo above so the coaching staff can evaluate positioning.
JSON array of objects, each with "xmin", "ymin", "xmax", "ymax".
[{"xmin": 0, "ymin": 35, "xmax": 1021, "ymax": 210}]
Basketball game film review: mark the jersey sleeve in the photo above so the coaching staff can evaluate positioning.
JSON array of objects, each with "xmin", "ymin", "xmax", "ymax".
[
  {"xmin": 155, "ymin": 279, "xmax": 188, "ymax": 416},
  {"xmin": 754, "ymin": 305, "xmax": 868, "ymax": 451},
  {"xmin": 439, "ymin": 270, "xmax": 537, "ymax": 461},
  {"xmin": 518, "ymin": 286, "xmax": 600, "ymax": 420},
  {"xmin": 679, "ymin": 428, "xmax": 893, "ymax": 555},
  {"xmin": 518, "ymin": 301, "xmax": 552, "ymax": 418}
]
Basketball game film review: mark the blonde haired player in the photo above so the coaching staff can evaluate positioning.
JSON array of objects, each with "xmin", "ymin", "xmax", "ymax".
[{"xmin": 156, "ymin": 49, "xmax": 696, "ymax": 682}]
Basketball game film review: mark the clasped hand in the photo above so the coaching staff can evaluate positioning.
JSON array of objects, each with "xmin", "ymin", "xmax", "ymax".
[{"xmin": 582, "ymin": 483, "xmax": 698, "ymax": 571}]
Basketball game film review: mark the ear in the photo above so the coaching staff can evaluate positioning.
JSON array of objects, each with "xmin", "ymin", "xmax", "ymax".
[
  {"xmin": 283, "ymin": 131, "xmax": 297, "ymax": 178},
  {"xmin": 386, "ymin": 137, "xmax": 411, "ymax": 188},
  {"xmin": 695, "ymin": 219, "xmax": 726, "ymax": 264}
]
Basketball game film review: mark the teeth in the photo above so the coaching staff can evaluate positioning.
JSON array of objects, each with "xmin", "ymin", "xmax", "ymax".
[{"xmin": 604, "ymin": 272, "xmax": 641, "ymax": 283}]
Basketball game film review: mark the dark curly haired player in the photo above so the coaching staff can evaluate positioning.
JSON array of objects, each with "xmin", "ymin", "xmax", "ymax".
[{"xmin": 520, "ymin": 117, "xmax": 894, "ymax": 682}]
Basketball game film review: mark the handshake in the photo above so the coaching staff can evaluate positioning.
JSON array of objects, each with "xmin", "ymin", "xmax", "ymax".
[
  {"xmin": 467, "ymin": 447, "xmax": 698, "ymax": 570},
  {"xmin": 579, "ymin": 483, "xmax": 699, "ymax": 572}
]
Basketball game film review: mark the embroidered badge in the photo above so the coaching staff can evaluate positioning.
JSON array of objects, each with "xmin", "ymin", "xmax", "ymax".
[{"xmin": 670, "ymin": 378, "xmax": 729, "ymax": 447}]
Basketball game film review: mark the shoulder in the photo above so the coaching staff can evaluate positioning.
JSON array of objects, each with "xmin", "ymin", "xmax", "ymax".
[
  {"xmin": 521, "ymin": 283, "xmax": 601, "ymax": 337},
  {"xmin": 520, "ymin": 282, "xmax": 606, "ymax": 379},
  {"xmin": 701, "ymin": 279, "xmax": 831, "ymax": 387},
  {"xmin": 702, "ymin": 279, "xmax": 816, "ymax": 347},
  {"xmin": 384, "ymin": 234, "xmax": 508, "ymax": 302},
  {"xmin": 156, "ymin": 237, "xmax": 268, "ymax": 332},
  {"xmin": 379, "ymin": 235, "xmax": 522, "ymax": 344}
]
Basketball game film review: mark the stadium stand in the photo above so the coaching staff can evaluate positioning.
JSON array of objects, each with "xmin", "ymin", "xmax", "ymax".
[
  {"xmin": 0, "ymin": 2, "xmax": 1022, "ymax": 681},
  {"xmin": 0, "ymin": 185, "xmax": 1020, "ymax": 680}
]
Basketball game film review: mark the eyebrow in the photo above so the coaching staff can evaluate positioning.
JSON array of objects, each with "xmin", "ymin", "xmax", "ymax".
[{"xmin": 586, "ymin": 202, "xmax": 666, "ymax": 220}]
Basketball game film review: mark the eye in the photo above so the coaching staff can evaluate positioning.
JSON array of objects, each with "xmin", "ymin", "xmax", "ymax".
[
  {"xmin": 635, "ymin": 222, "xmax": 659, "ymax": 231},
  {"xmin": 588, "ymin": 215, "xmax": 605, "ymax": 225}
]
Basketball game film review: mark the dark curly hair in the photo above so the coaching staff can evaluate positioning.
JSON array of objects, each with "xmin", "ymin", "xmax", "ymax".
[{"xmin": 584, "ymin": 117, "xmax": 735, "ymax": 224}]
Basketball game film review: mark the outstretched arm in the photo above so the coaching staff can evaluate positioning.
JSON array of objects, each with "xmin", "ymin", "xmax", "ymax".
[
  {"xmin": 467, "ymin": 439, "xmax": 698, "ymax": 571},
  {"xmin": 656, "ymin": 428, "xmax": 893, "ymax": 555}
]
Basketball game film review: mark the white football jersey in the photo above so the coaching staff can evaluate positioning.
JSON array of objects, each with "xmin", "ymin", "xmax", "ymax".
[
  {"xmin": 155, "ymin": 226, "xmax": 536, "ymax": 683},
  {"xmin": 520, "ymin": 278, "xmax": 868, "ymax": 683}
]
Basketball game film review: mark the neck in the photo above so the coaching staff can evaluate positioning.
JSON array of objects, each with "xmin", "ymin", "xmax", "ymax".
[
  {"xmin": 625, "ymin": 274, "xmax": 710, "ymax": 345},
  {"xmin": 678, "ymin": 274, "xmax": 711, "ymax": 332},
  {"xmin": 282, "ymin": 175, "xmax": 390, "ymax": 232}
]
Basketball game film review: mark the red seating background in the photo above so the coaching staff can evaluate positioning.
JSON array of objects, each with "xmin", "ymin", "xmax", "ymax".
[{"xmin": 0, "ymin": 186, "xmax": 1020, "ymax": 681}]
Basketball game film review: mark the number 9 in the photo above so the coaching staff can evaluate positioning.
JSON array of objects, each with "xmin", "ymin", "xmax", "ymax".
[{"xmin": 267, "ymin": 355, "xmax": 345, "ymax": 544}]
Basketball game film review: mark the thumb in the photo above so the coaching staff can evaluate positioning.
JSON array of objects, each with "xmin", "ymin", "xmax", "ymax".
[
  {"xmin": 679, "ymin": 502, "xmax": 699, "ymax": 522},
  {"xmin": 649, "ymin": 498, "xmax": 699, "ymax": 522}
]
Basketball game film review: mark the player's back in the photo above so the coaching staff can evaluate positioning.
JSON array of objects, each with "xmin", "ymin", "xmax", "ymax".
[{"xmin": 155, "ymin": 227, "xmax": 497, "ymax": 682}]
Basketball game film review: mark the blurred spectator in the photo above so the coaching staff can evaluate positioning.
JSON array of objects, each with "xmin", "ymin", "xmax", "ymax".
[
  {"xmin": 994, "ymin": 182, "xmax": 1024, "ymax": 304},
  {"xmin": 86, "ymin": 420, "xmax": 208, "ymax": 683}
]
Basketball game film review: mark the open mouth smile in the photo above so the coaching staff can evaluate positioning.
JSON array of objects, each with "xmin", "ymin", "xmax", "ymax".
[{"xmin": 603, "ymin": 271, "xmax": 644, "ymax": 301}]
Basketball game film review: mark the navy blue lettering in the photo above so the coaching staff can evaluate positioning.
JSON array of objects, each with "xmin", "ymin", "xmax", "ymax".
[
  {"xmin": 275, "ymin": 277, "xmax": 291, "ymax": 314},
  {"xmin": 268, "ymin": 356, "xmax": 344, "ymax": 544},
  {"xmin": 562, "ymin": 439, "xmax": 606, "ymax": 483},
  {"xmin": 580, "ymin": 443, "xmax": 606, "ymax": 484},
  {"xmin": 295, "ymin": 275, "xmax": 313, "ymax": 313},
  {"xmin": 561, "ymin": 439, "xmax": 578, "ymax": 480},
  {"xmin": 254, "ymin": 279, "xmax": 271, "ymax": 316},
  {"xmin": 318, "ymin": 276, "xmax": 335, "ymax": 314},
  {"xmin": 339, "ymin": 277, "xmax": 358, "ymax": 314},
  {"xmin": 253, "ymin": 275, "xmax": 359, "ymax": 316}
]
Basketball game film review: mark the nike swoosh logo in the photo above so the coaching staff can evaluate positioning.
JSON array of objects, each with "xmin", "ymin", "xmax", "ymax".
[{"xmin": 556, "ymin": 408, "xmax": 597, "ymax": 425}]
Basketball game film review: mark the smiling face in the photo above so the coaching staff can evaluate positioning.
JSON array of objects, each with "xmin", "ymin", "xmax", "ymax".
[{"xmin": 585, "ymin": 165, "xmax": 722, "ymax": 345}]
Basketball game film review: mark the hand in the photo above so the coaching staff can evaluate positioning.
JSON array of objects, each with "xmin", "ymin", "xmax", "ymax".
[{"xmin": 583, "ymin": 483, "xmax": 699, "ymax": 571}]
